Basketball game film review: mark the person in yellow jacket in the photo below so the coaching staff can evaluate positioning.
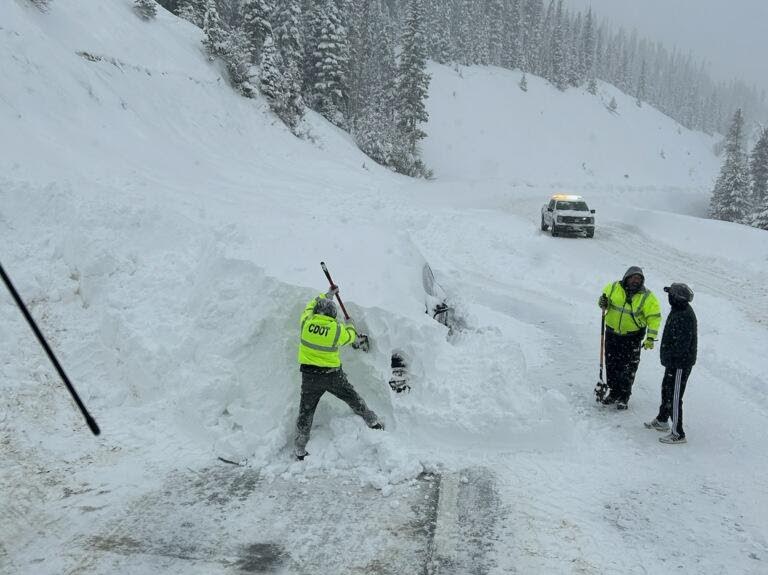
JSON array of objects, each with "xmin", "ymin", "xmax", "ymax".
[
  {"xmin": 598, "ymin": 266, "xmax": 661, "ymax": 409},
  {"xmin": 294, "ymin": 287, "xmax": 383, "ymax": 461}
]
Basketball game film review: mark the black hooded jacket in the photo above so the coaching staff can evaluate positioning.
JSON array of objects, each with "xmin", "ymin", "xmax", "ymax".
[{"xmin": 659, "ymin": 302, "xmax": 698, "ymax": 368}]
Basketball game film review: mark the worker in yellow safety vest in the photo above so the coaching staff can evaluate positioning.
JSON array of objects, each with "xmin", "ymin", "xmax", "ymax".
[
  {"xmin": 294, "ymin": 287, "xmax": 383, "ymax": 461},
  {"xmin": 598, "ymin": 266, "xmax": 661, "ymax": 410}
]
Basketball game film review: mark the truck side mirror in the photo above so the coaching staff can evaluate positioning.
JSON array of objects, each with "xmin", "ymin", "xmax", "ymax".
[
  {"xmin": 590, "ymin": 209, "xmax": 595, "ymax": 214},
  {"xmin": 547, "ymin": 207, "xmax": 553, "ymax": 212}
]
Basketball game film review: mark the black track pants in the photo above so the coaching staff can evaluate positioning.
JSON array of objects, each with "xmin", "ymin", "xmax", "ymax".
[
  {"xmin": 605, "ymin": 330, "xmax": 644, "ymax": 403},
  {"xmin": 656, "ymin": 366, "xmax": 692, "ymax": 437},
  {"xmin": 294, "ymin": 369, "xmax": 378, "ymax": 453}
]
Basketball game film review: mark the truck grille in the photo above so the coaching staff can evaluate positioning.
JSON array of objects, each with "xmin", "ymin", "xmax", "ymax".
[{"xmin": 561, "ymin": 216, "xmax": 592, "ymax": 224}]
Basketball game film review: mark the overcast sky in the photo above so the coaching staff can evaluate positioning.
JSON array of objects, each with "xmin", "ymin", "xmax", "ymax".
[{"xmin": 564, "ymin": 0, "xmax": 768, "ymax": 94}]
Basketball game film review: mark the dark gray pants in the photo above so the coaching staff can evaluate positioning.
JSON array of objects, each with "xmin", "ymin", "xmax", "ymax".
[{"xmin": 294, "ymin": 368, "xmax": 378, "ymax": 454}]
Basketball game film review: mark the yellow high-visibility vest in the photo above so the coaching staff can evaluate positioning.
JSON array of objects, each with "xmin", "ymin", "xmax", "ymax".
[
  {"xmin": 599, "ymin": 281, "xmax": 661, "ymax": 339},
  {"xmin": 298, "ymin": 294, "xmax": 357, "ymax": 367}
]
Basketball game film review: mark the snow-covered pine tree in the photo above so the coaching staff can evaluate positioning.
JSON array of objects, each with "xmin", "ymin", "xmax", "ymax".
[
  {"xmin": 538, "ymin": 0, "xmax": 555, "ymax": 80},
  {"xmin": 580, "ymin": 8, "xmax": 595, "ymax": 84},
  {"xmin": 607, "ymin": 96, "xmax": 617, "ymax": 112},
  {"xmin": 135, "ymin": 0, "xmax": 158, "ymax": 19},
  {"xmin": 259, "ymin": 34, "xmax": 292, "ymax": 123},
  {"xmin": 352, "ymin": 0, "xmax": 398, "ymax": 166},
  {"xmin": 550, "ymin": 0, "xmax": 567, "ymax": 90},
  {"xmin": 523, "ymin": 0, "xmax": 544, "ymax": 75},
  {"xmin": 225, "ymin": 29, "xmax": 257, "ymax": 96},
  {"xmin": 710, "ymin": 109, "xmax": 751, "ymax": 223},
  {"xmin": 453, "ymin": 0, "xmax": 473, "ymax": 66},
  {"xmin": 202, "ymin": 0, "xmax": 228, "ymax": 59},
  {"xmin": 272, "ymin": 0, "xmax": 305, "ymax": 127},
  {"xmin": 519, "ymin": 72, "xmax": 528, "ymax": 92},
  {"xmin": 424, "ymin": 0, "xmax": 449, "ymax": 64},
  {"xmin": 177, "ymin": 0, "xmax": 206, "ymax": 27},
  {"xmin": 241, "ymin": 0, "xmax": 273, "ymax": 63},
  {"xmin": 748, "ymin": 127, "xmax": 768, "ymax": 225},
  {"xmin": 567, "ymin": 12, "xmax": 582, "ymax": 87},
  {"xmin": 503, "ymin": 0, "xmax": 522, "ymax": 70},
  {"xmin": 305, "ymin": 0, "xmax": 349, "ymax": 127},
  {"xmin": 394, "ymin": 0, "xmax": 431, "ymax": 177},
  {"xmin": 587, "ymin": 74, "xmax": 597, "ymax": 95},
  {"xmin": 471, "ymin": 0, "xmax": 490, "ymax": 66},
  {"xmin": 487, "ymin": 0, "xmax": 504, "ymax": 67},
  {"xmin": 636, "ymin": 58, "xmax": 647, "ymax": 107},
  {"xmin": 753, "ymin": 204, "xmax": 768, "ymax": 230}
]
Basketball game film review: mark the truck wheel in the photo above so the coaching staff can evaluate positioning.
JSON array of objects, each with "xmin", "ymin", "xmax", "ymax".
[
  {"xmin": 586, "ymin": 229, "xmax": 594, "ymax": 238},
  {"xmin": 541, "ymin": 217, "xmax": 548, "ymax": 231}
]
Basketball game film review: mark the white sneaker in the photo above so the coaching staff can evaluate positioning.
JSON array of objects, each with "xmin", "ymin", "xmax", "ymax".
[
  {"xmin": 294, "ymin": 448, "xmax": 308, "ymax": 461},
  {"xmin": 644, "ymin": 418, "xmax": 670, "ymax": 432},
  {"xmin": 659, "ymin": 433, "xmax": 687, "ymax": 445}
]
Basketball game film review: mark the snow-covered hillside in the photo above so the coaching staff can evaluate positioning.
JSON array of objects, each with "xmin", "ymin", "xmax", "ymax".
[{"xmin": 2, "ymin": 2, "xmax": 767, "ymax": 574}]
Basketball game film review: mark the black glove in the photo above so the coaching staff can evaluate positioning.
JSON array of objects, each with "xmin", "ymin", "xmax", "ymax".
[{"xmin": 599, "ymin": 294, "xmax": 609, "ymax": 310}]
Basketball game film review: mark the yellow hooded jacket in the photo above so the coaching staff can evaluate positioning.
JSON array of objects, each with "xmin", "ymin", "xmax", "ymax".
[
  {"xmin": 298, "ymin": 294, "xmax": 357, "ymax": 368},
  {"xmin": 599, "ymin": 281, "xmax": 661, "ymax": 340}
]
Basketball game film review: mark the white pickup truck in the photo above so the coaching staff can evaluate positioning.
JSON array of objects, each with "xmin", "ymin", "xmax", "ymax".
[{"xmin": 541, "ymin": 194, "xmax": 596, "ymax": 238}]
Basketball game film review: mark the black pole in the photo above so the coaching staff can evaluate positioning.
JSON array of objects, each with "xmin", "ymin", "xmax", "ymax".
[{"xmin": 0, "ymin": 262, "xmax": 100, "ymax": 435}]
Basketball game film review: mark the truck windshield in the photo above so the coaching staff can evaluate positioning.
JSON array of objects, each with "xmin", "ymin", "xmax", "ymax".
[{"xmin": 556, "ymin": 201, "xmax": 588, "ymax": 211}]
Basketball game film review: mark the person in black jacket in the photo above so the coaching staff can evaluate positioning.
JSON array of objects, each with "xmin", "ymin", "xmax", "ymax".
[{"xmin": 644, "ymin": 283, "xmax": 697, "ymax": 444}]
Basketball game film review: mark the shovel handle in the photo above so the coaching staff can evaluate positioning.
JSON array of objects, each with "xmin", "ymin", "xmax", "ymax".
[{"xmin": 320, "ymin": 262, "xmax": 351, "ymax": 320}]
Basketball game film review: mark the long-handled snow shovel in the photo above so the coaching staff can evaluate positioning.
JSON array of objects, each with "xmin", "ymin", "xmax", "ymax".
[
  {"xmin": 1, "ymin": 262, "xmax": 100, "ymax": 435},
  {"xmin": 320, "ymin": 262, "xmax": 368, "ymax": 351},
  {"xmin": 594, "ymin": 308, "xmax": 608, "ymax": 403}
]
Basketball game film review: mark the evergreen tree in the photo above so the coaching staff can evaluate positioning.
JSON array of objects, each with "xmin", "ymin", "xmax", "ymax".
[
  {"xmin": 156, "ymin": 0, "xmax": 179, "ymax": 12},
  {"xmin": 134, "ymin": 0, "xmax": 158, "ymax": 19},
  {"xmin": 394, "ymin": 0, "xmax": 431, "ymax": 177},
  {"xmin": 352, "ymin": 0, "xmax": 398, "ymax": 165},
  {"xmin": 567, "ymin": 12, "xmax": 582, "ymax": 87},
  {"xmin": 454, "ymin": 0, "xmax": 473, "ymax": 65},
  {"xmin": 178, "ymin": 0, "xmax": 206, "ymax": 26},
  {"xmin": 607, "ymin": 96, "xmax": 617, "ymax": 113},
  {"xmin": 202, "ymin": 0, "xmax": 228, "ymax": 59},
  {"xmin": 259, "ymin": 35, "xmax": 293, "ymax": 124},
  {"xmin": 523, "ymin": 0, "xmax": 544, "ymax": 74},
  {"xmin": 504, "ymin": 0, "xmax": 523, "ymax": 70},
  {"xmin": 487, "ymin": 0, "xmax": 504, "ymax": 67},
  {"xmin": 241, "ymin": 0, "xmax": 273, "ymax": 63},
  {"xmin": 225, "ymin": 29, "xmax": 257, "ymax": 96},
  {"xmin": 753, "ymin": 204, "xmax": 768, "ymax": 230},
  {"xmin": 550, "ymin": 0, "xmax": 567, "ymax": 90},
  {"xmin": 519, "ymin": 72, "xmax": 528, "ymax": 92},
  {"xmin": 636, "ymin": 58, "xmax": 647, "ymax": 107},
  {"xmin": 587, "ymin": 75, "xmax": 597, "ymax": 95},
  {"xmin": 539, "ymin": 0, "xmax": 555, "ymax": 80},
  {"xmin": 748, "ymin": 127, "xmax": 768, "ymax": 210},
  {"xmin": 305, "ymin": 0, "xmax": 349, "ymax": 127},
  {"xmin": 581, "ymin": 8, "xmax": 595, "ymax": 83},
  {"xmin": 710, "ymin": 109, "xmax": 751, "ymax": 222},
  {"xmin": 272, "ymin": 0, "xmax": 305, "ymax": 126}
]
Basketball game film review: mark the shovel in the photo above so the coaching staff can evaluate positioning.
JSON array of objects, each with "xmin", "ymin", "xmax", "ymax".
[{"xmin": 594, "ymin": 308, "xmax": 608, "ymax": 402}]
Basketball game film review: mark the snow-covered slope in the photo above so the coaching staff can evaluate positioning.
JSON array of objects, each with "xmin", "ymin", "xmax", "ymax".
[
  {"xmin": 423, "ymin": 64, "xmax": 718, "ymax": 189},
  {"xmin": 2, "ymin": 2, "xmax": 767, "ymax": 574}
]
